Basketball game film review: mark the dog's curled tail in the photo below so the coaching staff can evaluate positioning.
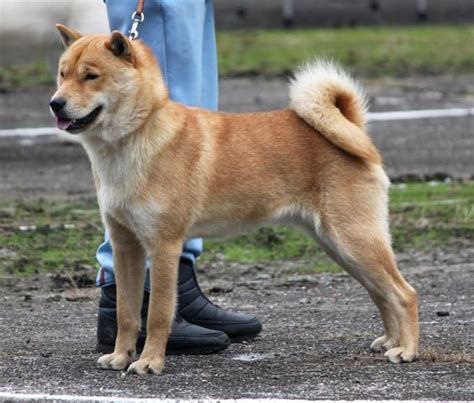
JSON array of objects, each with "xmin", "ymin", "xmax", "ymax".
[{"xmin": 289, "ymin": 60, "xmax": 381, "ymax": 165}]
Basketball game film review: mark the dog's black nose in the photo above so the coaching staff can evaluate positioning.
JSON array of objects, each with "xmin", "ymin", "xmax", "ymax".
[{"xmin": 49, "ymin": 97, "xmax": 67, "ymax": 113}]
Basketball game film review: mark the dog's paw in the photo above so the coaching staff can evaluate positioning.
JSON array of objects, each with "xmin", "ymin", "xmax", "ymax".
[
  {"xmin": 384, "ymin": 347, "xmax": 419, "ymax": 364},
  {"xmin": 370, "ymin": 335, "xmax": 399, "ymax": 353},
  {"xmin": 127, "ymin": 356, "xmax": 164, "ymax": 375},
  {"xmin": 97, "ymin": 352, "xmax": 133, "ymax": 371}
]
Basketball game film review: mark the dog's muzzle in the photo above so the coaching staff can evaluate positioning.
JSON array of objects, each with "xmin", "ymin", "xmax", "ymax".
[{"xmin": 50, "ymin": 97, "xmax": 103, "ymax": 133}]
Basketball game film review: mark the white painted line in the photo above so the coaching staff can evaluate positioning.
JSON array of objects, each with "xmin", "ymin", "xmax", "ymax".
[
  {"xmin": 0, "ymin": 127, "xmax": 59, "ymax": 137},
  {"xmin": 0, "ymin": 107, "xmax": 473, "ymax": 139},
  {"xmin": 0, "ymin": 394, "xmax": 426, "ymax": 403},
  {"xmin": 0, "ymin": 395, "xmax": 425, "ymax": 403},
  {"xmin": 367, "ymin": 107, "xmax": 474, "ymax": 122},
  {"xmin": 0, "ymin": 394, "xmax": 319, "ymax": 403},
  {"xmin": 0, "ymin": 127, "xmax": 80, "ymax": 142}
]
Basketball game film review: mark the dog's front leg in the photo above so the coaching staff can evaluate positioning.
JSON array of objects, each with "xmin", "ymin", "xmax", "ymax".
[
  {"xmin": 97, "ymin": 216, "xmax": 146, "ymax": 371},
  {"xmin": 127, "ymin": 237, "xmax": 183, "ymax": 375}
]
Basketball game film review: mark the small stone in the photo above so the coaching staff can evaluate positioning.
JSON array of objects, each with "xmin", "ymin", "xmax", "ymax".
[
  {"xmin": 209, "ymin": 281, "xmax": 234, "ymax": 294},
  {"xmin": 46, "ymin": 294, "xmax": 62, "ymax": 302},
  {"xmin": 0, "ymin": 248, "xmax": 18, "ymax": 259},
  {"xmin": 436, "ymin": 311, "xmax": 450, "ymax": 317}
]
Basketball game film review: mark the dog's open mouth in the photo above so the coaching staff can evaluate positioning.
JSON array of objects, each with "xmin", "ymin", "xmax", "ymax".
[{"xmin": 56, "ymin": 106, "xmax": 103, "ymax": 133}]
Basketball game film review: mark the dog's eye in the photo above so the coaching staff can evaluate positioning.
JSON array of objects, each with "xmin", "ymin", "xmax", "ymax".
[
  {"xmin": 85, "ymin": 73, "xmax": 99, "ymax": 81},
  {"xmin": 60, "ymin": 72, "xmax": 64, "ymax": 78}
]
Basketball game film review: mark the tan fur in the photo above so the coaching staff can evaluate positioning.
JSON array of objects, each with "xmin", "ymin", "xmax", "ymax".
[{"xmin": 52, "ymin": 26, "xmax": 419, "ymax": 374}]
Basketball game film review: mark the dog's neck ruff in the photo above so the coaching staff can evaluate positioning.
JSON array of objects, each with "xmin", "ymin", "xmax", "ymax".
[{"xmin": 81, "ymin": 103, "xmax": 177, "ymax": 208}]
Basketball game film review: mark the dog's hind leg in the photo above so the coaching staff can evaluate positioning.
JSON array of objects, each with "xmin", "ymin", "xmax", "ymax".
[
  {"xmin": 310, "ymin": 204, "xmax": 419, "ymax": 363},
  {"xmin": 97, "ymin": 217, "xmax": 146, "ymax": 371}
]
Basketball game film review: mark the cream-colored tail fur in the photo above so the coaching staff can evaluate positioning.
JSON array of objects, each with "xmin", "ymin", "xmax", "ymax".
[{"xmin": 289, "ymin": 60, "xmax": 381, "ymax": 164}]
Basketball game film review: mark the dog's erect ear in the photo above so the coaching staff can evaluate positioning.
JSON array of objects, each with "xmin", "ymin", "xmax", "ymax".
[
  {"xmin": 106, "ymin": 31, "xmax": 134, "ymax": 63},
  {"xmin": 56, "ymin": 24, "xmax": 82, "ymax": 48}
]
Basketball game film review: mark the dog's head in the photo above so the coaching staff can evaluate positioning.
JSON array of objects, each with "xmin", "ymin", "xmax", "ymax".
[{"xmin": 50, "ymin": 24, "xmax": 167, "ymax": 140}]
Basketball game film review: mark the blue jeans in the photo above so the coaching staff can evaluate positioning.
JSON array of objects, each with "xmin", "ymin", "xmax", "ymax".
[{"xmin": 96, "ymin": 0, "xmax": 218, "ymax": 288}]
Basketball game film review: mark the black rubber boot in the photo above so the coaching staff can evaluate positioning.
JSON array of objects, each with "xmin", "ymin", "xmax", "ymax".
[
  {"xmin": 96, "ymin": 285, "xmax": 230, "ymax": 355},
  {"xmin": 177, "ymin": 260, "xmax": 263, "ymax": 341}
]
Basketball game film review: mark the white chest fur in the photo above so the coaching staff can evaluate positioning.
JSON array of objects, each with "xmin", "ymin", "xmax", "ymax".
[{"xmin": 83, "ymin": 136, "xmax": 161, "ymax": 245}]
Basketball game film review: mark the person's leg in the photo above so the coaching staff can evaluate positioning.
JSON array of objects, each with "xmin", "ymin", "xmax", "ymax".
[
  {"xmin": 96, "ymin": 0, "xmax": 213, "ymax": 288},
  {"xmin": 97, "ymin": 0, "xmax": 229, "ymax": 355},
  {"xmin": 96, "ymin": 237, "xmax": 203, "ymax": 289},
  {"xmin": 96, "ymin": 0, "xmax": 212, "ymax": 288}
]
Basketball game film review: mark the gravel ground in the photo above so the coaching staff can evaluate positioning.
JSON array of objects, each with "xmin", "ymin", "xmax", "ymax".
[{"xmin": 1, "ymin": 252, "xmax": 473, "ymax": 400}]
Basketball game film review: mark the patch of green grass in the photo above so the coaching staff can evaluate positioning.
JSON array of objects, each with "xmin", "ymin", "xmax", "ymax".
[
  {"xmin": 390, "ymin": 181, "xmax": 474, "ymax": 204},
  {"xmin": 217, "ymin": 25, "xmax": 474, "ymax": 77},
  {"xmin": 0, "ymin": 182, "xmax": 472, "ymax": 277},
  {"xmin": 200, "ymin": 226, "xmax": 332, "ymax": 267},
  {"xmin": 0, "ymin": 60, "xmax": 54, "ymax": 89},
  {"xmin": 0, "ymin": 199, "xmax": 102, "ymax": 276},
  {"xmin": 3, "ymin": 25, "xmax": 474, "ymax": 88},
  {"xmin": 389, "ymin": 182, "xmax": 474, "ymax": 249}
]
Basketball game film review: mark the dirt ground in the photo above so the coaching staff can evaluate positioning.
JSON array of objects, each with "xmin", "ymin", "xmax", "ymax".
[
  {"xmin": 1, "ymin": 252, "xmax": 473, "ymax": 400},
  {"xmin": 0, "ymin": 76, "xmax": 473, "ymax": 400}
]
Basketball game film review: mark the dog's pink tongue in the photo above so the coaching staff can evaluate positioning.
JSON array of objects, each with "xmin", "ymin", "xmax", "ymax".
[{"xmin": 56, "ymin": 117, "xmax": 72, "ymax": 131}]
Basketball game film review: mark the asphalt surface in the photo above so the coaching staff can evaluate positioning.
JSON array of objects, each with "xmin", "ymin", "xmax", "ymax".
[
  {"xmin": 1, "ymin": 256, "xmax": 473, "ymax": 400},
  {"xmin": 215, "ymin": 0, "xmax": 474, "ymax": 29}
]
